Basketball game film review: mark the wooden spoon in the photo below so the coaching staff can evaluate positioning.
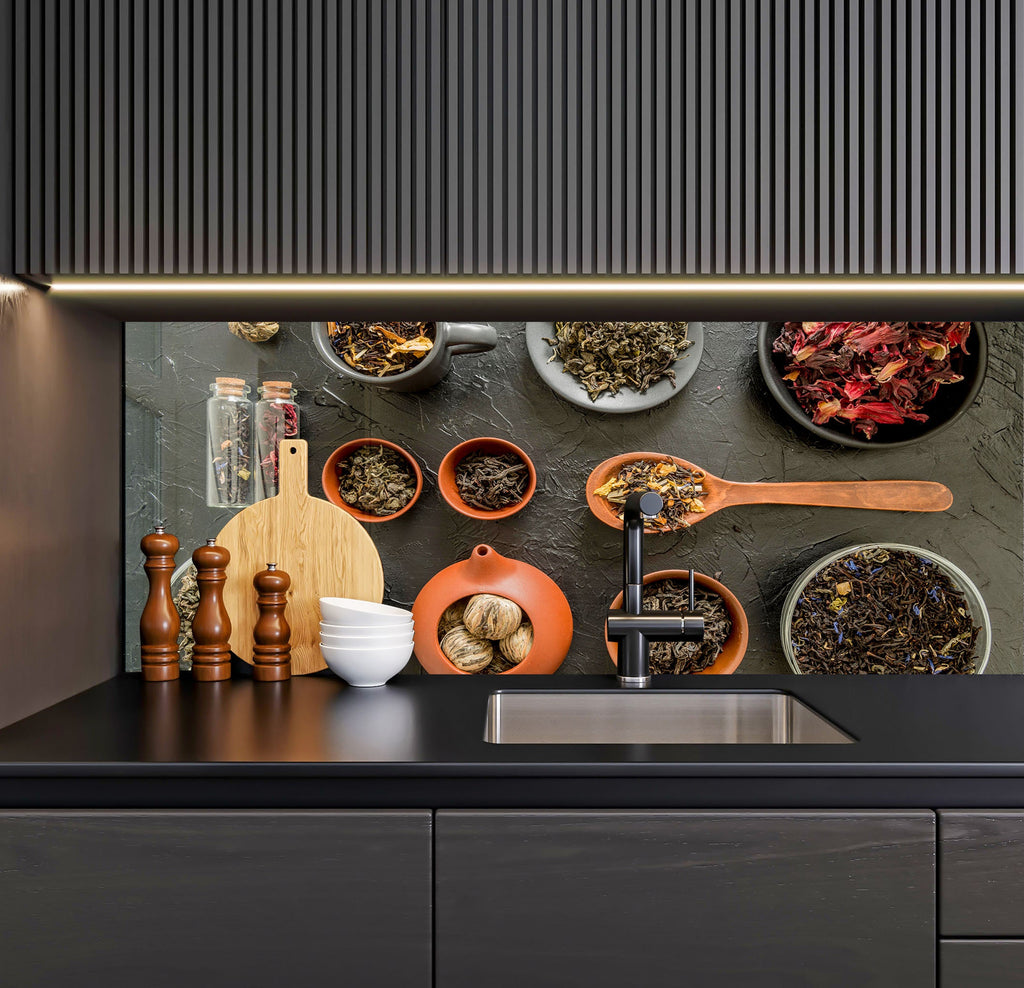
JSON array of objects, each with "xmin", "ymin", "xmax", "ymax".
[{"xmin": 586, "ymin": 451, "xmax": 953, "ymax": 532}]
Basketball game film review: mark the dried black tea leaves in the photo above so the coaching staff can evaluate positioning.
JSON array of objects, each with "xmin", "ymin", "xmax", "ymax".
[
  {"xmin": 327, "ymin": 321, "xmax": 435, "ymax": 377},
  {"xmin": 455, "ymin": 452, "xmax": 530, "ymax": 511},
  {"xmin": 593, "ymin": 459, "xmax": 706, "ymax": 532},
  {"xmin": 336, "ymin": 444, "xmax": 417, "ymax": 516},
  {"xmin": 642, "ymin": 579, "xmax": 732, "ymax": 674},
  {"xmin": 545, "ymin": 321, "xmax": 692, "ymax": 400},
  {"xmin": 790, "ymin": 547, "xmax": 980, "ymax": 674}
]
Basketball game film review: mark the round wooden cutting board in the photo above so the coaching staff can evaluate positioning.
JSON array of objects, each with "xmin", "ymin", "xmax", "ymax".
[{"xmin": 216, "ymin": 440, "xmax": 384, "ymax": 674}]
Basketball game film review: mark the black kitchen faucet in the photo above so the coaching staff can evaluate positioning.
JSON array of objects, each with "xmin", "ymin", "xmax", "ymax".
[{"xmin": 606, "ymin": 491, "xmax": 705, "ymax": 688}]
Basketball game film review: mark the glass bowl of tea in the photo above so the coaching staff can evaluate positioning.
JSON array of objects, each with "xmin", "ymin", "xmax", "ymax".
[
  {"xmin": 757, "ymin": 322, "xmax": 988, "ymax": 449},
  {"xmin": 438, "ymin": 438, "xmax": 537, "ymax": 520},
  {"xmin": 781, "ymin": 543, "xmax": 991, "ymax": 675},
  {"xmin": 321, "ymin": 438, "xmax": 423, "ymax": 523}
]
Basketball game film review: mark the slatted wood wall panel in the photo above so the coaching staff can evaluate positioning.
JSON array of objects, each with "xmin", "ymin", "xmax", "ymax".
[{"xmin": 10, "ymin": 0, "xmax": 1024, "ymax": 275}]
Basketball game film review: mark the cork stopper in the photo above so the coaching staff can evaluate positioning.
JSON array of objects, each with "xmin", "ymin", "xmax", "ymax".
[
  {"xmin": 212, "ymin": 376, "xmax": 248, "ymax": 398},
  {"xmin": 260, "ymin": 380, "xmax": 295, "ymax": 400}
]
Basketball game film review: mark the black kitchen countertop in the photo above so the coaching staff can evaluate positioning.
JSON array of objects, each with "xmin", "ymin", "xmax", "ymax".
[{"xmin": 1, "ymin": 673, "xmax": 1024, "ymax": 809}]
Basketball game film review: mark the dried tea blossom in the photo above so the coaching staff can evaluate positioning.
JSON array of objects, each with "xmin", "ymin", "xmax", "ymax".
[
  {"xmin": 773, "ymin": 321, "xmax": 971, "ymax": 439},
  {"xmin": 594, "ymin": 459, "xmax": 706, "ymax": 532},
  {"xmin": 545, "ymin": 321, "xmax": 692, "ymax": 400},
  {"xmin": 328, "ymin": 321, "xmax": 435, "ymax": 377},
  {"xmin": 336, "ymin": 444, "xmax": 417, "ymax": 517}
]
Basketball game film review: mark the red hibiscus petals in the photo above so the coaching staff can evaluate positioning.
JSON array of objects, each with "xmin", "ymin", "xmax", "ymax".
[{"xmin": 773, "ymin": 321, "xmax": 971, "ymax": 439}]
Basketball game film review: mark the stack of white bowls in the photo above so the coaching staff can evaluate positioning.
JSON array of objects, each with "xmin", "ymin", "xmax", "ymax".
[{"xmin": 319, "ymin": 597, "xmax": 415, "ymax": 687}]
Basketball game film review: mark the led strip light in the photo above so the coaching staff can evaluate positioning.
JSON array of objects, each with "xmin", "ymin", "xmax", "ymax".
[{"xmin": 46, "ymin": 277, "xmax": 1024, "ymax": 294}]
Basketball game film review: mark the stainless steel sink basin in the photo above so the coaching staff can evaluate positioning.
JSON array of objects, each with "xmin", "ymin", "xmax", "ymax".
[{"xmin": 484, "ymin": 690, "xmax": 853, "ymax": 744}]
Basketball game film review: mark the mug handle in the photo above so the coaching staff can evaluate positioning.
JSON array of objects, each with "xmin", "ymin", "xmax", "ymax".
[{"xmin": 444, "ymin": 322, "xmax": 498, "ymax": 355}]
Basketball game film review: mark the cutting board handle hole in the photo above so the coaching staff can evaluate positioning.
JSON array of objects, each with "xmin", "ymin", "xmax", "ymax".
[{"xmin": 289, "ymin": 446, "xmax": 297, "ymax": 454}]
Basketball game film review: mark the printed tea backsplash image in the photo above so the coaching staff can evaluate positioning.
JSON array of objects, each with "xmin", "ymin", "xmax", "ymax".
[{"xmin": 124, "ymin": 322, "xmax": 1024, "ymax": 675}]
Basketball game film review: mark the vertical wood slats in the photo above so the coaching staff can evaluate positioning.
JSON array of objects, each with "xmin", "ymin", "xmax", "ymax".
[{"xmin": 9, "ymin": 0, "xmax": 1024, "ymax": 276}]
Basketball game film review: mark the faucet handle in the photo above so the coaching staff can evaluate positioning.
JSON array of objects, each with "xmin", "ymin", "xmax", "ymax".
[{"xmin": 624, "ymin": 490, "xmax": 664, "ymax": 523}]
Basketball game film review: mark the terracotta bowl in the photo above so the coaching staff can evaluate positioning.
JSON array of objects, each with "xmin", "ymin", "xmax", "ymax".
[
  {"xmin": 412, "ymin": 544, "xmax": 572, "ymax": 675},
  {"xmin": 321, "ymin": 438, "xmax": 423, "ymax": 523},
  {"xmin": 605, "ymin": 569, "xmax": 749, "ymax": 675},
  {"xmin": 438, "ymin": 437, "xmax": 537, "ymax": 521}
]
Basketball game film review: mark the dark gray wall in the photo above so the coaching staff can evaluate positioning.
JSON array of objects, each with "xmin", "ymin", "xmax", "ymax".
[
  {"xmin": 0, "ymin": 286, "xmax": 123, "ymax": 727},
  {"xmin": 11, "ymin": 0, "xmax": 1024, "ymax": 276}
]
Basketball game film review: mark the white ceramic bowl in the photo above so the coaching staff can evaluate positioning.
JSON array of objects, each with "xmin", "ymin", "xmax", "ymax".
[
  {"xmin": 320, "ymin": 618, "xmax": 413, "ymax": 632},
  {"xmin": 319, "ymin": 641, "xmax": 413, "ymax": 688},
  {"xmin": 320, "ymin": 597, "xmax": 413, "ymax": 626},
  {"xmin": 320, "ymin": 631, "xmax": 415, "ymax": 649}
]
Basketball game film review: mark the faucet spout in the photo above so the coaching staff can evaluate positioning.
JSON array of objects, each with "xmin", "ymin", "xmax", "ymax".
[
  {"xmin": 608, "ymin": 490, "xmax": 705, "ymax": 688},
  {"xmin": 622, "ymin": 490, "xmax": 662, "ymax": 615}
]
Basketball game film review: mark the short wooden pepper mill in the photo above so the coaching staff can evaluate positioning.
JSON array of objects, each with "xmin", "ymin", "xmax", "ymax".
[
  {"xmin": 140, "ymin": 524, "xmax": 181, "ymax": 682},
  {"xmin": 191, "ymin": 539, "xmax": 232, "ymax": 682},
  {"xmin": 252, "ymin": 563, "xmax": 292, "ymax": 681}
]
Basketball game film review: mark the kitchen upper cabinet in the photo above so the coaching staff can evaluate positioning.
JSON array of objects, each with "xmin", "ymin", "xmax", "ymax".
[
  {"xmin": 436, "ymin": 810, "xmax": 936, "ymax": 988},
  {"xmin": 7, "ymin": 0, "xmax": 1021, "ymax": 278},
  {"xmin": 0, "ymin": 811, "xmax": 432, "ymax": 988}
]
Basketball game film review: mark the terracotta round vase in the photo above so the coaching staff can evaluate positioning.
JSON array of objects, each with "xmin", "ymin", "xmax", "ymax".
[
  {"xmin": 413, "ymin": 544, "xmax": 572, "ymax": 675},
  {"xmin": 605, "ymin": 570, "xmax": 749, "ymax": 675}
]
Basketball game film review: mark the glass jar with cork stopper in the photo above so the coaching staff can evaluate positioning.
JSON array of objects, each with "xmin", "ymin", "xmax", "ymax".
[
  {"xmin": 206, "ymin": 377, "xmax": 253, "ymax": 508},
  {"xmin": 254, "ymin": 381, "xmax": 299, "ymax": 500}
]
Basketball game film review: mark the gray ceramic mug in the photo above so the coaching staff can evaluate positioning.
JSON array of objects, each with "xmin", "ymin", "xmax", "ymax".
[{"xmin": 312, "ymin": 321, "xmax": 497, "ymax": 392}]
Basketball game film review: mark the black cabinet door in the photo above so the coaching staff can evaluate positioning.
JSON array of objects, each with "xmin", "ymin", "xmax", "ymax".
[
  {"xmin": 436, "ymin": 810, "xmax": 935, "ymax": 988},
  {"xmin": 940, "ymin": 812, "xmax": 1024, "ymax": 936},
  {"xmin": 941, "ymin": 941, "xmax": 1024, "ymax": 987},
  {"xmin": 0, "ymin": 810, "xmax": 431, "ymax": 988},
  {"xmin": 8, "ymin": 0, "xmax": 1018, "ymax": 277}
]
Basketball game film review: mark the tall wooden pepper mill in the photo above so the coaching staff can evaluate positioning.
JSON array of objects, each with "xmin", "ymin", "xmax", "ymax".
[
  {"xmin": 252, "ymin": 563, "xmax": 292, "ymax": 681},
  {"xmin": 140, "ymin": 524, "xmax": 181, "ymax": 682},
  {"xmin": 191, "ymin": 539, "xmax": 232, "ymax": 681}
]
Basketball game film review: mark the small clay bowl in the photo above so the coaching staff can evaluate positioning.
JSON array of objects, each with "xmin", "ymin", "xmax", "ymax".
[
  {"xmin": 438, "ymin": 437, "xmax": 537, "ymax": 521},
  {"xmin": 605, "ymin": 569, "xmax": 749, "ymax": 675},
  {"xmin": 321, "ymin": 438, "xmax": 423, "ymax": 523}
]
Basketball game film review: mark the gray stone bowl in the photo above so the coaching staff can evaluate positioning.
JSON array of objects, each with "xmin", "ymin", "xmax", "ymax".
[{"xmin": 525, "ymin": 322, "xmax": 704, "ymax": 414}]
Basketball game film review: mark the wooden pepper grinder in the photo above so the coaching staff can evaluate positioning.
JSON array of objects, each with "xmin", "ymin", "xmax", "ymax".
[
  {"xmin": 252, "ymin": 563, "xmax": 292, "ymax": 681},
  {"xmin": 140, "ymin": 524, "xmax": 181, "ymax": 682},
  {"xmin": 191, "ymin": 539, "xmax": 232, "ymax": 681}
]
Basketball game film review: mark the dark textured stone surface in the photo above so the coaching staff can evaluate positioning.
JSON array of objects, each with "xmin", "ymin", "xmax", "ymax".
[{"xmin": 124, "ymin": 322, "xmax": 1023, "ymax": 674}]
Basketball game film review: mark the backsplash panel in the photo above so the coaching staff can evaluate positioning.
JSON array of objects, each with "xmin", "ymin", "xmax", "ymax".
[{"xmin": 124, "ymin": 323, "xmax": 1023, "ymax": 674}]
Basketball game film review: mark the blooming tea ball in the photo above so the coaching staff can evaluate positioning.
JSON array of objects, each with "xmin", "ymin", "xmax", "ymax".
[
  {"xmin": 463, "ymin": 594, "xmax": 523, "ymax": 640},
  {"xmin": 438, "ymin": 598, "xmax": 470, "ymax": 638},
  {"xmin": 499, "ymin": 621, "xmax": 533, "ymax": 665},
  {"xmin": 440, "ymin": 625, "xmax": 493, "ymax": 673}
]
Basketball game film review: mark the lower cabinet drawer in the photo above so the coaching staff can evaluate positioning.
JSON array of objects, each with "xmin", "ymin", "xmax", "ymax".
[
  {"xmin": 940, "ymin": 812, "xmax": 1024, "ymax": 936},
  {"xmin": 941, "ymin": 941, "xmax": 1024, "ymax": 987}
]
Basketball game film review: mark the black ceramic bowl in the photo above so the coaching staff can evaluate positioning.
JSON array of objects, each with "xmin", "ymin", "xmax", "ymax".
[{"xmin": 756, "ymin": 322, "xmax": 988, "ymax": 449}]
